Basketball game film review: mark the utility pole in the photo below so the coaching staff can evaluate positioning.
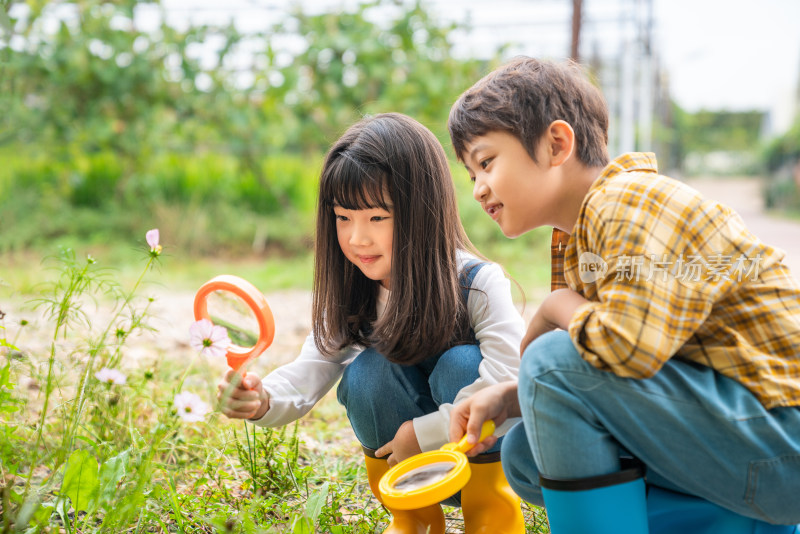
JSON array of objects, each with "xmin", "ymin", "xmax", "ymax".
[
  {"xmin": 571, "ymin": 0, "xmax": 582, "ymax": 61},
  {"xmin": 637, "ymin": 0, "xmax": 654, "ymax": 150}
]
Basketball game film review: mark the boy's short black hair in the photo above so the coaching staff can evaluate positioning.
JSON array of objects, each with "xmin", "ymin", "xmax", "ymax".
[{"xmin": 448, "ymin": 56, "xmax": 610, "ymax": 168}]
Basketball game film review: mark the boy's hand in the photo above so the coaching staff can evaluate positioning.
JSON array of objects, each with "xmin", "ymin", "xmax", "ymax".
[
  {"xmin": 520, "ymin": 288, "xmax": 588, "ymax": 355},
  {"xmin": 217, "ymin": 369, "xmax": 269, "ymax": 420},
  {"xmin": 375, "ymin": 420, "xmax": 422, "ymax": 467},
  {"xmin": 448, "ymin": 382, "xmax": 520, "ymax": 456}
]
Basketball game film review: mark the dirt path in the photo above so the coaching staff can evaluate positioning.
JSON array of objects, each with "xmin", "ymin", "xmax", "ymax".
[{"xmin": 684, "ymin": 177, "xmax": 800, "ymax": 281}]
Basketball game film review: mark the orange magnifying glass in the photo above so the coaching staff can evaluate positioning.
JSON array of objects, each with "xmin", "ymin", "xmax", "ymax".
[
  {"xmin": 193, "ymin": 275, "xmax": 275, "ymax": 370},
  {"xmin": 378, "ymin": 420, "xmax": 495, "ymax": 510}
]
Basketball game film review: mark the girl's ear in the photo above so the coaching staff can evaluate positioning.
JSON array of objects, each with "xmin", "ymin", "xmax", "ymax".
[{"xmin": 547, "ymin": 120, "xmax": 575, "ymax": 166}]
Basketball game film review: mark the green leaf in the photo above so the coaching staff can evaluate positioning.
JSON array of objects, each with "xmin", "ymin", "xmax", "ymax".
[
  {"xmin": 0, "ymin": 338, "xmax": 19, "ymax": 350},
  {"xmin": 0, "ymin": 361, "xmax": 15, "ymax": 390},
  {"xmin": 304, "ymin": 482, "xmax": 328, "ymax": 524},
  {"xmin": 98, "ymin": 450, "xmax": 128, "ymax": 503},
  {"xmin": 290, "ymin": 515, "xmax": 313, "ymax": 534},
  {"xmin": 60, "ymin": 449, "xmax": 99, "ymax": 512}
]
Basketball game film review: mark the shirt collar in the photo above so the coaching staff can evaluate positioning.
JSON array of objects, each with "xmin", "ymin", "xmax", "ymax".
[
  {"xmin": 549, "ymin": 153, "xmax": 659, "ymax": 292},
  {"xmin": 594, "ymin": 152, "xmax": 659, "ymax": 188}
]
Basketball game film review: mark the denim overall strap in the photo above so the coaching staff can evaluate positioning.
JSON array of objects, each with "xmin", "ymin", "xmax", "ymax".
[
  {"xmin": 458, "ymin": 259, "xmax": 487, "ymax": 304},
  {"xmin": 459, "ymin": 259, "xmax": 487, "ymax": 342}
]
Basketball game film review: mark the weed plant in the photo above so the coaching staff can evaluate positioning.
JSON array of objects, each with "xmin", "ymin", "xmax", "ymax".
[
  {"xmin": 0, "ymin": 233, "xmax": 549, "ymax": 533},
  {"xmin": 0, "ymin": 233, "xmax": 380, "ymax": 533}
]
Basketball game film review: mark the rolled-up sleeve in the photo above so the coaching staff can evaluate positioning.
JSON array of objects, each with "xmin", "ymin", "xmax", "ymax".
[{"xmin": 567, "ymin": 178, "xmax": 739, "ymax": 378}]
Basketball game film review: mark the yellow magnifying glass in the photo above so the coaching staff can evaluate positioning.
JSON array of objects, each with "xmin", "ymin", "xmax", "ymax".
[
  {"xmin": 378, "ymin": 420, "xmax": 496, "ymax": 510},
  {"xmin": 193, "ymin": 274, "xmax": 275, "ymax": 371}
]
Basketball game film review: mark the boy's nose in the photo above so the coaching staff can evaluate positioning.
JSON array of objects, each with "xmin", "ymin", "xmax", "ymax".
[{"xmin": 473, "ymin": 179, "xmax": 489, "ymax": 202}]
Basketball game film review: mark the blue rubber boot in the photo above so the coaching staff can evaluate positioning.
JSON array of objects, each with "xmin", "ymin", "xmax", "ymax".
[
  {"xmin": 648, "ymin": 486, "xmax": 799, "ymax": 534},
  {"xmin": 540, "ymin": 464, "xmax": 649, "ymax": 534}
]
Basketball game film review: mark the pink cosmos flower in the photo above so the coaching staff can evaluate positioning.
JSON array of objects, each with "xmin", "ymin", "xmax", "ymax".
[
  {"xmin": 146, "ymin": 229, "xmax": 162, "ymax": 255},
  {"xmin": 189, "ymin": 318, "xmax": 231, "ymax": 358},
  {"xmin": 95, "ymin": 367, "xmax": 127, "ymax": 385},
  {"xmin": 173, "ymin": 391, "xmax": 211, "ymax": 423}
]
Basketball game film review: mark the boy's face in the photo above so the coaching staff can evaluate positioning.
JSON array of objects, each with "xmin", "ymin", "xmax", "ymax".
[{"xmin": 462, "ymin": 130, "xmax": 557, "ymax": 238}]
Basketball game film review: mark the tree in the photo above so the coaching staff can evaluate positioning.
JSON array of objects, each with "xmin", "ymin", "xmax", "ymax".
[{"xmin": 276, "ymin": 0, "xmax": 496, "ymax": 152}]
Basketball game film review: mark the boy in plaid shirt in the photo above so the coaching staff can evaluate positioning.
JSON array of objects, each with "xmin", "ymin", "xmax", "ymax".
[{"xmin": 447, "ymin": 56, "xmax": 800, "ymax": 532}]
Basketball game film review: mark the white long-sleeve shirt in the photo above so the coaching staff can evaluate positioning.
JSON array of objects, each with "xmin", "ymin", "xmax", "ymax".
[{"xmin": 251, "ymin": 252, "xmax": 524, "ymax": 451}]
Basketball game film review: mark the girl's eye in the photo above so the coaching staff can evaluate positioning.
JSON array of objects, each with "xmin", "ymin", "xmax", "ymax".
[
  {"xmin": 335, "ymin": 214, "xmax": 348, "ymax": 222},
  {"xmin": 371, "ymin": 216, "xmax": 390, "ymax": 222}
]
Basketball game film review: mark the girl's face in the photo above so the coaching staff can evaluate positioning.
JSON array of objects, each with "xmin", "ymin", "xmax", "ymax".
[{"xmin": 334, "ymin": 203, "xmax": 394, "ymax": 289}]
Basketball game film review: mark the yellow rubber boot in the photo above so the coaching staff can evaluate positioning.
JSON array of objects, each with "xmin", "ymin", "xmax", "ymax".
[
  {"xmin": 364, "ymin": 455, "xmax": 446, "ymax": 534},
  {"xmin": 461, "ymin": 460, "xmax": 526, "ymax": 534}
]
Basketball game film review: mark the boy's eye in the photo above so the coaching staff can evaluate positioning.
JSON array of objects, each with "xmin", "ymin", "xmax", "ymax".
[{"xmin": 479, "ymin": 158, "xmax": 492, "ymax": 170}]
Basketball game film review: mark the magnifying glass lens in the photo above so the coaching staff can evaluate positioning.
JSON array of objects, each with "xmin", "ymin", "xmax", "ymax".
[
  {"xmin": 206, "ymin": 290, "xmax": 260, "ymax": 349},
  {"xmin": 391, "ymin": 461, "xmax": 457, "ymax": 491}
]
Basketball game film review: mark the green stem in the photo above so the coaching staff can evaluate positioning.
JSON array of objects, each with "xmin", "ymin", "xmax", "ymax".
[
  {"xmin": 25, "ymin": 257, "xmax": 93, "ymax": 497},
  {"xmin": 244, "ymin": 420, "xmax": 258, "ymax": 493},
  {"xmin": 59, "ymin": 255, "xmax": 156, "ymax": 463}
]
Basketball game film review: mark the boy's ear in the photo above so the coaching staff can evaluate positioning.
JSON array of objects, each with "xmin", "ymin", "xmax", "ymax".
[{"xmin": 546, "ymin": 120, "xmax": 575, "ymax": 166}]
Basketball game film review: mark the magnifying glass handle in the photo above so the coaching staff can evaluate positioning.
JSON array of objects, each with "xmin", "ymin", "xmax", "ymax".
[{"xmin": 445, "ymin": 420, "xmax": 496, "ymax": 454}]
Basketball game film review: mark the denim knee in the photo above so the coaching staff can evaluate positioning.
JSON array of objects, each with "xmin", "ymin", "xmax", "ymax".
[
  {"xmin": 337, "ymin": 347, "xmax": 383, "ymax": 407},
  {"xmin": 520, "ymin": 330, "xmax": 582, "ymax": 385},
  {"xmin": 428, "ymin": 344, "xmax": 482, "ymax": 405},
  {"xmin": 501, "ymin": 421, "xmax": 545, "ymax": 506}
]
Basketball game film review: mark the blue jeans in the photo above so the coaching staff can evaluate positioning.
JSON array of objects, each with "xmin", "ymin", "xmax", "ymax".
[
  {"xmin": 337, "ymin": 343, "xmax": 501, "ymax": 454},
  {"xmin": 502, "ymin": 331, "xmax": 800, "ymax": 525}
]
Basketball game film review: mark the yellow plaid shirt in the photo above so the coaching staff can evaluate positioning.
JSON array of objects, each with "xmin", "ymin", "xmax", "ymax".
[{"xmin": 553, "ymin": 152, "xmax": 800, "ymax": 409}]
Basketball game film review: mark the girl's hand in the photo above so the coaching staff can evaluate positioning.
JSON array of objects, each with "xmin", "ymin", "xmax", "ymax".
[
  {"xmin": 217, "ymin": 369, "xmax": 269, "ymax": 420},
  {"xmin": 448, "ymin": 382, "xmax": 520, "ymax": 456},
  {"xmin": 375, "ymin": 420, "xmax": 422, "ymax": 467}
]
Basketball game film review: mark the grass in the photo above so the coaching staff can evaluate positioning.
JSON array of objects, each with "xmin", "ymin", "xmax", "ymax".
[
  {"xmin": 0, "ymin": 245, "xmax": 316, "ymax": 297},
  {"xmin": 0, "ymin": 227, "xmax": 551, "ymax": 304},
  {"xmin": 0, "ymin": 237, "xmax": 551, "ymax": 533}
]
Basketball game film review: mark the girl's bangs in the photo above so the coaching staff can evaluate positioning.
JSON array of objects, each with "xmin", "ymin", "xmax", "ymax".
[{"xmin": 323, "ymin": 153, "xmax": 390, "ymax": 210}]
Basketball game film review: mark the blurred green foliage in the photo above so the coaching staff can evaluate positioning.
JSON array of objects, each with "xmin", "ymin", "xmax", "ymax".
[
  {"xmin": 762, "ymin": 119, "xmax": 800, "ymax": 212},
  {"xmin": 0, "ymin": 0, "xmax": 501, "ymax": 260},
  {"xmin": 5, "ymin": 0, "xmax": 791, "ymax": 290},
  {"xmin": 677, "ymin": 109, "xmax": 765, "ymax": 154},
  {"xmin": 654, "ymin": 104, "xmax": 767, "ymax": 176}
]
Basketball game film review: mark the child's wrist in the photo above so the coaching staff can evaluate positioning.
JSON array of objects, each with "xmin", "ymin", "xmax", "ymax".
[{"xmin": 253, "ymin": 397, "xmax": 269, "ymax": 420}]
